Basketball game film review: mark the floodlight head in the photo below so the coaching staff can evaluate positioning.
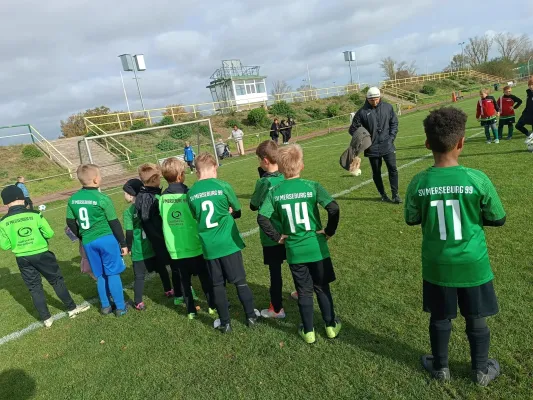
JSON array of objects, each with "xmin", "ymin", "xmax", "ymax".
[
  {"xmin": 343, "ymin": 51, "xmax": 356, "ymax": 62},
  {"xmin": 119, "ymin": 54, "xmax": 134, "ymax": 71},
  {"xmin": 134, "ymin": 54, "xmax": 146, "ymax": 71}
]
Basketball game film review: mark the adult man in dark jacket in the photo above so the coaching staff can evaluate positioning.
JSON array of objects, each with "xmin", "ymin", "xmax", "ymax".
[{"xmin": 349, "ymin": 87, "xmax": 401, "ymax": 203}]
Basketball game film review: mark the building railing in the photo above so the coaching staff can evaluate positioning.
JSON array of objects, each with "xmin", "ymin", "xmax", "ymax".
[{"xmin": 84, "ymin": 119, "xmax": 133, "ymax": 164}]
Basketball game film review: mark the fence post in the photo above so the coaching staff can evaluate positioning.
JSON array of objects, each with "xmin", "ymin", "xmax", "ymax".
[
  {"xmin": 117, "ymin": 114, "xmax": 122, "ymax": 130},
  {"xmin": 327, "ymin": 118, "xmax": 330, "ymax": 134},
  {"xmin": 171, "ymin": 107, "xmax": 176, "ymax": 122},
  {"xmin": 193, "ymin": 105, "xmax": 198, "ymax": 119},
  {"xmin": 147, "ymin": 111, "xmax": 152, "ymax": 126}
]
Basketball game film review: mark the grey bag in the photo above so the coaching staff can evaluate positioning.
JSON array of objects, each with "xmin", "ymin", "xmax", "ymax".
[{"xmin": 339, "ymin": 127, "xmax": 371, "ymax": 171}]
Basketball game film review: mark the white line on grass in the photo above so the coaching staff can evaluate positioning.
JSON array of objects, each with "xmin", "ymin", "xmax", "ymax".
[{"xmin": 0, "ymin": 130, "xmax": 483, "ymax": 347}]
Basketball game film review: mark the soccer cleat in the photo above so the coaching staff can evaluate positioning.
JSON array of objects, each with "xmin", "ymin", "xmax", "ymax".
[
  {"xmin": 420, "ymin": 355, "xmax": 451, "ymax": 382},
  {"xmin": 494, "ymin": 139, "xmax": 500, "ymax": 144},
  {"xmin": 43, "ymin": 317, "xmax": 54, "ymax": 328},
  {"xmin": 191, "ymin": 287, "xmax": 199, "ymax": 301},
  {"xmin": 68, "ymin": 303, "xmax": 91, "ymax": 318},
  {"xmin": 217, "ymin": 323, "xmax": 232, "ymax": 334},
  {"xmin": 187, "ymin": 313, "xmax": 197, "ymax": 320},
  {"xmin": 325, "ymin": 319, "xmax": 342, "ymax": 339},
  {"xmin": 115, "ymin": 307, "xmax": 128, "ymax": 317},
  {"xmin": 261, "ymin": 304, "xmax": 286, "ymax": 319},
  {"xmin": 486, "ymin": 140, "xmax": 492, "ymax": 144},
  {"xmin": 173, "ymin": 296, "xmax": 184, "ymax": 306},
  {"xmin": 213, "ymin": 319, "xmax": 221, "ymax": 329},
  {"xmin": 525, "ymin": 133, "xmax": 533, "ymax": 144},
  {"xmin": 101, "ymin": 306, "xmax": 113, "ymax": 315},
  {"xmin": 298, "ymin": 325, "xmax": 316, "ymax": 344},
  {"xmin": 164, "ymin": 289, "xmax": 174, "ymax": 298},
  {"xmin": 134, "ymin": 302, "xmax": 146, "ymax": 311},
  {"xmin": 246, "ymin": 317, "xmax": 259, "ymax": 328},
  {"xmin": 190, "ymin": 171, "xmax": 194, "ymax": 174},
  {"xmin": 392, "ymin": 194, "xmax": 402, "ymax": 204},
  {"xmin": 381, "ymin": 194, "xmax": 392, "ymax": 202},
  {"xmin": 472, "ymin": 359, "xmax": 500, "ymax": 387},
  {"xmin": 290, "ymin": 291, "xmax": 299, "ymax": 300},
  {"xmin": 208, "ymin": 308, "xmax": 216, "ymax": 315},
  {"xmin": 506, "ymin": 136, "xmax": 512, "ymax": 140}
]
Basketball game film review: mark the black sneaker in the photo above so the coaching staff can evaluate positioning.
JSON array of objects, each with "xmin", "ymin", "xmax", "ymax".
[
  {"xmin": 217, "ymin": 323, "xmax": 232, "ymax": 334},
  {"xmin": 246, "ymin": 317, "xmax": 259, "ymax": 328},
  {"xmin": 392, "ymin": 194, "xmax": 402, "ymax": 204},
  {"xmin": 381, "ymin": 194, "xmax": 392, "ymax": 202},
  {"xmin": 101, "ymin": 306, "xmax": 113, "ymax": 315},
  {"xmin": 472, "ymin": 359, "xmax": 500, "ymax": 386},
  {"xmin": 421, "ymin": 355, "xmax": 451, "ymax": 382}
]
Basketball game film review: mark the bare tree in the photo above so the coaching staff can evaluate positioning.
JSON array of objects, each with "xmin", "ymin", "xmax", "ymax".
[
  {"xmin": 494, "ymin": 32, "xmax": 532, "ymax": 62},
  {"xmin": 380, "ymin": 57, "xmax": 396, "ymax": 80},
  {"xmin": 444, "ymin": 54, "xmax": 469, "ymax": 71},
  {"xmin": 464, "ymin": 35, "xmax": 493, "ymax": 66},
  {"xmin": 380, "ymin": 57, "xmax": 417, "ymax": 80},
  {"xmin": 270, "ymin": 80, "xmax": 292, "ymax": 99}
]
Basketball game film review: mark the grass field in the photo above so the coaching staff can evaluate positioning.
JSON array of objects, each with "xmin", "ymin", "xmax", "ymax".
[{"xmin": 1, "ymin": 93, "xmax": 532, "ymax": 400}]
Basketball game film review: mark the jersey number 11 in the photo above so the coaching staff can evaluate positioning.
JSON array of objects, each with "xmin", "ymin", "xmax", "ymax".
[{"xmin": 431, "ymin": 200, "xmax": 462, "ymax": 240}]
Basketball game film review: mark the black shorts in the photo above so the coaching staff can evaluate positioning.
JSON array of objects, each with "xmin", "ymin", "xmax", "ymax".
[
  {"xmin": 480, "ymin": 119, "xmax": 497, "ymax": 127},
  {"xmin": 499, "ymin": 117, "xmax": 515, "ymax": 125},
  {"xmin": 206, "ymin": 251, "xmax": 246, "ymax": 286},
  {"xmin": 423, "ymin": 280, "xmax": 499, "ymax": 320},
  {"xmin": 262, "ymin": 244, "xmax": 286, "ymax": 265},
  {"xmin": 170, "ymin": 254, "xmax": 205, "ymax": 277},
  {"xmin": 134, "ymin": 257, "xmax": 157, "ymax": 273},
  {"xmin": 289, "ymin": 257, "xmax": 336, "ymax": 289}
]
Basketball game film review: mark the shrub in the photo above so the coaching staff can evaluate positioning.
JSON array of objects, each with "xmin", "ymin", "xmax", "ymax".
[
  {"xmin": 349, "ymin": 93, "xmax": 364, "ymax": 107},
  {"xmin": 170, "ymin": 125, "xmax": 193, "ymax": 140},
  {"xmin": 198, "ymin": 125, "xmax": 211, "ymax": 137},
  {"xmin": 225, "ymin": 118, "xmax": 240, "ymax": 128},
  {"xmin": 158, "ymin": 116, "xmax": 174, "ymax": 126},
  {"xmin": 326, "ymin": 104, "xmax": 340, "ymax": 118},
  {"xmin": 361, "ymin": 86, "xmax": 370, "ymax": 95},
  {"xmin": 247, "ymin": 107, "xmax": 268, "ymax": 127},
  {"xmin": 420, "ymin": 85, "xmax": 437, "ymax": 95},
  {"xmin": 156, "ymin": 139, "xmax": 180, "ymax": 152},
  {"xmin": 304, "ymin": 107, "xmax": 324, "ymax": 120},
  {"xmin": 269, "ymin": 101, "xmax": 294, "ymax": 118},
  {"xmin": 130, "ymin": 120, "xmax": 147, "ymax": 130},
  {"xmin": 22, "ymin": 145, "xmax": 43, "ymax": 159}
]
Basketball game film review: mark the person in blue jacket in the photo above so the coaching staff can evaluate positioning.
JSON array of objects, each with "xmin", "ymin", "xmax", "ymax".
[
  {"xmin": 183, "ymin": 142, "xmax": 196, "ymax": 174},
  {"xmin": 15, "ymin": 176, "xmax": 33, "ymax": 210}
]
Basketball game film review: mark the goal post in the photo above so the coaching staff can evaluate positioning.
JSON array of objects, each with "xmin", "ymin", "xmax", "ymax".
[{"xmin": 80, "ymin": 119, "xmax": 220, "ymax": 174}]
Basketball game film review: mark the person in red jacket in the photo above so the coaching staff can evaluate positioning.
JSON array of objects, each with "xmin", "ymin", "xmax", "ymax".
[
  {"xmin": 476, "ymin": 89, "xmax": 500, "ymax": 144},
  {"xmin": 497, "ymin": 86, "xmax": 522, "ymax": 140}
]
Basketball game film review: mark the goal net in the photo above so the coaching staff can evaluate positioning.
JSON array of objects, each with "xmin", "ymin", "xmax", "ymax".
[{"xmin": 79, "ymin": 119, "xmax": 220, "ymax": 177}]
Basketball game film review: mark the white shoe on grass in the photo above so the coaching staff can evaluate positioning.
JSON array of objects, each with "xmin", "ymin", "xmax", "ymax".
[
  {"xmin": 261, "ymin": 304, "xmax": 286, "ymax": 319},
  {"xmin": 526, "ymin": 134, "xmax": 533, "ymax": 144},
  {"xmin": 68, "ymin": 303, "xmax": 91, "ymax": 318},
  {"xmin": 213, "ymin": 319, "xmax": 221, "ymax": 329},
  {"xmin": 486, "ymin": 140, "xmax": 492, "ymax": 144},
  {"xmin": 43, "ymin": 318, "xmax": 54, "ymax": 328},
  {"xmin": 494, "ymin": 139, "xmax": 500, "ymax": 144}
]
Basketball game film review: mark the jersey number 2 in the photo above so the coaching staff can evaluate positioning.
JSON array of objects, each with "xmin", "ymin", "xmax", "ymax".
[
  {"xmin": 431, "ymin": 200, "xmax": 462, "ymax": 240},
  {"xmin": 202, "ymin": 201, "xmax": 218, "ymax": 228},
  {"xmin": 282, "ymin": 202, "xmax": 311, "ymax": 233},
  {"xmin": 79, "ymin": 207, "xmax": 90, "ymax": 229}
]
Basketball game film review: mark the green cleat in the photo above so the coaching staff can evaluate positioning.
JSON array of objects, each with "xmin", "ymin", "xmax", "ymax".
[
  {"xmin": 174, "ymin": 296, "xmax": 184, "ymax": 306},
  {"xmin": 187, "ymin": 313, "xmax": 197, "ymax": 320},
  {"xmin": 191, "ymin": 287, "xmax": 199, "ymax": 301},
  {"xmin": 298, "ymin": 325, "xmax": 316, "ymax": 344},
  {"xmin": 208, "ymin": 308, "xmax": 216, "ymax": 315},
  {"xmin": 325, "ymin": 319, "xmax": 342, "ymax": 339}
]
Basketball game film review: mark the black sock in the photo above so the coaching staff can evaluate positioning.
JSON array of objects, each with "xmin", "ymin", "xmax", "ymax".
[
  {"xmin": 315, "ymin": 283, "xmax": 335, "ymax": 326},
  {"xmin": 466, "ymin": 318, "xmax": 490, "ymax": 372},
  {"xmin": 235, "ymin": 279, "xmax": 256, "ymax": 319},
  {"xmin": 212, "ymin": 284, "xmax": 230, "ymax": 325},
  {"xmin": 158, "ymin": 265, "xmax": 172, "ymax": 293},
  {"xmin": 429, "ymin": 318, "xmax": 452, "ymax": 369},
  {"xmin": 268, "ymin": 262, "xmax": 283, "ymax": 313},
  {"xmin": 298, "ymin": 295, "xmax": 314, "ymax": 333}
]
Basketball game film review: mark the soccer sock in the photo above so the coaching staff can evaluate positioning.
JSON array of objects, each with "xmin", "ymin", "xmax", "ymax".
[
  {"xmin": 157, "ymin": 265, "xmax": 172, "ymax": 293},
  {"xmin": 212, "ymin": 284, "xmax": 230, "ymax": 325},
  {"xmin": 96, "ymin": 275, "xmax": 111, "ymax": 308},
  {"xmin": 491, "ymin": 124, "xmax": 498, "ymax": 140},
  {"xmin": 179, "ymin": 268, "xmax": 196, "ymax": 314},
  {"xmin": 298, "ymin": 295, "xmax": 314, "ymax": 333},
  {"xmin": 197, "ymin": 267, "xmax": 215, "ymax": 309},
  {"xmin": 508, "ymin": 124, "xmax": 514, "ymax": 138},
  {"xmin": 429, "ymin": 317, "xmax": 452, "ymax": 369},
  {"xmin": 235, "ymin": 279, "xmax": 256, "ymax": 319},
  {"xmin": 466, "ymin": 318, "xmax": 490, "ymax": 372},
  {"xmin": 171, "ymin": 268, "xmax": 183, "ymax": 297},
  {"xmin": 484, "ymin": 125, "xmax": 491, "ymax": 140},
  {"xmin": 107, "ymin": 274, "xmax": 126, "ymax": 311},
  {"xmin": 315, "ymin": 283, "xmax": 336, "ymax": 326},
  {"xmin": 268, "ymin": 262, "xmax": 283, "ymax": 312},
  {"xmin": 133, "ymin": 262, "xmax": 146, "ymax": 304}
]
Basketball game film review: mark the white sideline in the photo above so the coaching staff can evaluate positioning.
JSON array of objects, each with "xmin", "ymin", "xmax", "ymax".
[{"xmin": 0, "ymin": 130, "xmax": 483, "ymax": 347}]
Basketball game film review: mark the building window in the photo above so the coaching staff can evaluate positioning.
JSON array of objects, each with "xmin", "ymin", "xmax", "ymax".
[
  {"xmin": 256, "ymin": 81, "xmax": 266, "ymax": 93},
  {"xmin": 246, "ymin": 83, "xmax": 256, "ymax": 94},
  {"xmin": 235, "ymin": 83, "xmax": 246, "ymax": 96}
]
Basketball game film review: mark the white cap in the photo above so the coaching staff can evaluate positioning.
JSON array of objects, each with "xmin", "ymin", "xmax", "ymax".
[{"xmin": 366, "ymin": 87, "xmax": 381, "ymax": 99}]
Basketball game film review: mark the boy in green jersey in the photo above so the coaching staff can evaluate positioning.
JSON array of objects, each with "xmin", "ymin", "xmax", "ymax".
[
  {"xmin": 66, "ymin": 164, "xmax": 128, "ymax": 317},
  {"xmin": 258, "ymin": 144, "xmax": 341, "ymax": 344},
  {"xmin": 123, "ymin": 178, "xmax": 173, "ymax": 311},
  {"xmin": 160, "ymin": 158, "xmax": 216, "ymax": 319},
  {"xmin": 250, "ymin": 140, "xmax": 290, "ymax": 319},
  {"xmin": 0, "ymin": 186, "xmax": 90, "ymax": 328},
  {"xmin": 188, "ymin": 153, "xmax": 258, "ymax": 333},
  {"xmin": 404, "ymin": 107, "xmax": 506, "ymax": 386}
]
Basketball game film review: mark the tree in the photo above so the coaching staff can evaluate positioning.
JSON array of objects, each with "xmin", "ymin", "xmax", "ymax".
[
  {"xmin": 380, "ymin": 57, "xmax": 417, "ymax": 80},
  {"xmin": 444, "ymin": 54, "xmax": 469, "ymax": 72},
  {"xmin": 475, "ymin": 57, "xmax": 516, "ymax": 79},
  {"xmin": 161, "ymin": 104, "xmax": 189, "ymax": 121},
  {"xmin": 270, "ymin": 80, "xmax": 292, "ymax": 100},
  {"xmin": 464, "ymin": 35, "xmax": 493, "ymax": 66},
  {"xmin": 494, "ymin": 33, "xmax": 531, "ymax": 62},
  {"xmin": 60, "ymin": 106, "xmax": 113, "ymax": 138}
]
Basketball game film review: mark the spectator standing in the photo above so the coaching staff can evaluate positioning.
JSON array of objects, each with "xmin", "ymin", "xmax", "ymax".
[
  {"xmin": 286, "ymin": 117, "xmax": 295, "ymax": 143},
  {"xmin": 349, "ymin": 87, "xmax": 401, "ymax": 204},
  {"xmin": 229, "ymin": 125, "xmax": 245, "ymax": 156},
  {"xmin": 15, "ymin": 176, "xmax": 33, "ymax": 210},
  {"xmin": 270, "ymin": 119, "xmax": 280, "ymax": 143},
  {"xmin": 280, "ymin": 120, "xmax": 289, "ymax": 144}
]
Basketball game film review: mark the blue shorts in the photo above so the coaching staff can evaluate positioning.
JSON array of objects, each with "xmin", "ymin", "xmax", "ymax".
[{"xmin": 83, "ymin": 235, "xmax": 125, "ymax": 278}]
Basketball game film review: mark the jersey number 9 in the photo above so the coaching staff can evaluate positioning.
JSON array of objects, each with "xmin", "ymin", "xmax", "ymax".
[{"xmin": 79, "ymin": 207, "xmax": 91, "ymax": 230}]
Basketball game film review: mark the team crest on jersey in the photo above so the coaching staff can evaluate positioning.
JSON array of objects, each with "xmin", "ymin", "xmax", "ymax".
[
  {"xmin": 171, "ymin": 211, "xmax": 182, "ymax": 219},
  {"xmin": 17, "ymin": 227, "xmax": 33, "ymax": 237}
]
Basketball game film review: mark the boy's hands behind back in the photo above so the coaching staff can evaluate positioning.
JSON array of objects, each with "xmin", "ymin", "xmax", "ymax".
[{"xmin": 121, "ymin": 247, "xmax": 128, "ymax": 256}]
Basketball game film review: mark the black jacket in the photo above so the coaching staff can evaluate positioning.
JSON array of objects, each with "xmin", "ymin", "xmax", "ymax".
[
  {"xmin": 134, "ymin": 185, "xmax": 170, "ymax": 265},
  {"xmin": 270, "ymin": 122, "xmax": 280, "ymax": 138},
  {"xmin": 520, "ymin": 89, "xmax": 533, "ymax": 124},
  {"xmin": 349, "ymin": 100, "xmax": 399, "ymax": 158}
]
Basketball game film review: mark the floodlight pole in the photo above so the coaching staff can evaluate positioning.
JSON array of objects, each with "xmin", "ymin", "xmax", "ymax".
[
  {"xmin": 120, "ymin": 71, "xmax": 133, "ymax": 125},
  {"xmin": 131, "ymin": 60, "xmax": 146, "ymax": 113}
]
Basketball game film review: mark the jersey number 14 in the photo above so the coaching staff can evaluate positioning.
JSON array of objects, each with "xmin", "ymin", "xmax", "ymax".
[
  {"xmin": 431, "ymin": 200, "xmax": 462, "ymax": 240},
  {"xmin": 282, "ymin": 202, "xmax": 311, "ymax": 233}
]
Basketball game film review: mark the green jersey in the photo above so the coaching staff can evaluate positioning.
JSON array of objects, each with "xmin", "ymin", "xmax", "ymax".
[
  {"xmin": 250, "ymin": 171, "xmax": 285, "ymax": 247},
  {"xmin": 159, "ymin": 183, "xmax": 203, "ymax": 260},
  {"xmin": 123, "ymin": 204, "xmax": 155, "ymax": 262},
  {"xmin": 0, "ymin": 206, "xmax": 53, "ymax": 257},
  {"xmin": 187, "ymin": 178, "xmax": 245, "ymax": 260},
  {"xmin": 66, "ymin": 187, "xmax": 118, "ymax": 245},
  {"xmin": 404, "ymin": 166, "xmax": 506, "ymax": 287},
  {"xmin": 259, "ymin": 178, "xmax": 334, "ymax": 264}
]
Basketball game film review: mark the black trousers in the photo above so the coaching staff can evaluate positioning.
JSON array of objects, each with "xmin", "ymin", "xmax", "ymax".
[
  {"xmin": 24, "ymin": 197, "xmax": 33, "ymax": 210},
  {"xmin": 16, "ymin": 251, "xmax": 76, "ymax": 321},
  {"xmin": 368, "ymin": 152, "xmax": 399, "ymax": 196},
  {"xmin": 170, "ymin": 255, "xmax": 215, "ymax": 314},
  {"xmin": 515, "ymin": 115, "xmax": 532, "ymax": 136}
]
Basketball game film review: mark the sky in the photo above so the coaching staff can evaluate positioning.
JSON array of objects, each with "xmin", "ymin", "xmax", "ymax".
[{"xmin": 1, "ymin": 0, "xmax": 532, "ymax": 142}]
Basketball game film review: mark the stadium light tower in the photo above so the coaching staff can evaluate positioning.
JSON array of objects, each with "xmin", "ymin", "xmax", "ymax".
[
  {"xmin": 343, "ymin": 51, "xmax": 360, "ymax": 86},
  {"xmin": 458, "ymin": 42, "xmax": 465, "ymax": 70},
  {"xmin": 118, "ymin": 54, "xmax": 147, "ymax": 113}
]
